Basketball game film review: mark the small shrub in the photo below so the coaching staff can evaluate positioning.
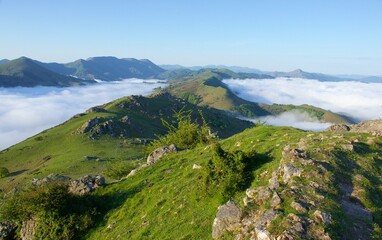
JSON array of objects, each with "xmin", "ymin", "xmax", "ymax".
[
  {"xmin": 149, "ymin": 108, "xmax": 216, "ymax": 152},
  {"xmin": 203, "ymin": 144, "xmax": 253, "ymax": 200},
  {"xmin": 0, "ymin": 167, "xmax": 9, "ymax": 178}
]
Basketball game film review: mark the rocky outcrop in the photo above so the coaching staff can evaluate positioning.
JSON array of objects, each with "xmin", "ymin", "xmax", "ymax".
[
  {"xmin": 147, "ymin": 144, "xmax": 177, "ymax": 165},
  {"xmin": 69, "ymin": 175, "xmax": 105, "ymax": 196},
  {"xmin": 86, "ymin": 106, "xmax": 106, "ymax": 113},
  {"xmin": 77, "ymin": 116, "xmax": 131, "ymax": 138},
  {"xmin": 327, "ymin": 119, "xmax": 382, "ymax": 136},
  {"xmin": 0, "ymin": 221, "xmax": 17, "ymax": 240},
  {"xmin": 32, "ymin": 174, "xmax": 105, "ymax": 196},
  {"xmin": 20, "ymin": 218, "xmax": 37, "ymax": 240},
  {"xmin": 326, "ymin": 124, "xmax": 351, "ymax": 132},
  {"xmin": 212, "ymin": 200, "xmax": 242, "ymax": 239},
  {"xmin": 78, "ymin": 117, "xmax": 102, "ymax": 134},
  {"xmin": 31, "ymin": 173, "xmax": 70, "ymax": 186},
  {"xmin": 234, "ymin": 144, "xmax": 334, "ymax": 240}
]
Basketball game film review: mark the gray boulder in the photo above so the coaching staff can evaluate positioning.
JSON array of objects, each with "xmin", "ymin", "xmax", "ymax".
[
  {"xmin": 69, "ymin": 175, "xmax": 105, "ymax": 196},
  {"xmin": 0, "ymin": 221, "xmax": 17, "ymax": 240},
  {"xmin": 212, "ymin": 200, "xmax": 242, "ymax": 239},
  {"xmin": 283, "ymin": 164, "xmax": 302, "ymax": 184},
  {"xmin": 147, "ymin": 144, "xmax": 177, "ymax": 165}
]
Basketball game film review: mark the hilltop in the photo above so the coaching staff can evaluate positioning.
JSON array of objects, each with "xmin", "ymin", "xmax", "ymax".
[
  {"xmin": 166, "ymin": 68, "xmax": 352, "ymax": 124},
  {"xmin": 38, "ymin": 56, "xmax": 165, "ymax": 81},
  {"xmin": 0, "ymin": 92, "xmax": 252, "ymax": 191},
  {"xmin": 0, "ymin": 57, "xmax": 91, "ymax": 87}
]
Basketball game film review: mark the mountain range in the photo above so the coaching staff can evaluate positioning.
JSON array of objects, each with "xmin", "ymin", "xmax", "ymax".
[
  {"xmin": 0, "ymin": 57, "xmax": 91, "ymax": 87},
  {"xmin": 161, "ymin": 64, "xmax": 382, "ymax": 83},
  {"xmin": 1, "ymin": 56, "xmax": 382, "ymax": 88}
]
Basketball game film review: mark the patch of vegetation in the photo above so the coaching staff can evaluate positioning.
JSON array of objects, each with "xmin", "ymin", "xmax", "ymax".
[
  {"xmin": 203, "ymin": 143, "xmax": 254, "ymax": 201},
  {"xmin": 149, "ymin": 109, "xmax": 216, "ymax": 151},
  {"xmin": 104, "ymin": 160, "xmax": 141, "ymax": 180},
  {"xmin": 0, "ymin": 181, "xmax": 99, "ymax": 239},
  {"xmin": 0, "ymin": 167, "xmax": 9, "ymax": 178}
]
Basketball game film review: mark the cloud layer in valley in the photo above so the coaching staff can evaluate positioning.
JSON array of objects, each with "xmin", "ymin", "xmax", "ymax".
[
  {"xmin": 224, "ymin": 77, "xmax": 382, "ymax": 129},
  {"xmin": 0, "ymin": 80, "xmax": 165, "ymax": 150}
]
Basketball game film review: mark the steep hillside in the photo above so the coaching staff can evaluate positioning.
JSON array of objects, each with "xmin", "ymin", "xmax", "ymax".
[
  {"xmin": 0, "ymin": 57, "xmax": 92, "ymax": 87},
  {"xmin": 167, "ymin": 69, "xmax": 351, "ymax": 124},
  {"xmin": 37, "ymin": 56, "xmax": 165, "ymax": 81},
  {"xmin": 79, "ymin": 121, "xmax": 380, "ymax": 239},
  {"xmin": 0, "ymin": 92, "xmax": 252, "ymax": 191}
]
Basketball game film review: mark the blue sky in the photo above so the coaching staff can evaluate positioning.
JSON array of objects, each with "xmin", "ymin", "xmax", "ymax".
[{"xmin": 1, "ymin": 0, "xmax": 381, "ymax": 75}]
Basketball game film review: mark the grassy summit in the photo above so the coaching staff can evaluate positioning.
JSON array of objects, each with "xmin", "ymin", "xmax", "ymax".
[
  {"xmin": 0, "ymin": 92, "xmax": 252, "ymax": 191},
  {"xmin": 0, "ymin": 57, "xmax": 91, "ymax": 87},
  {"xmin": 167, "ymin": 69, "xmax": 352, "ymax": 124}
]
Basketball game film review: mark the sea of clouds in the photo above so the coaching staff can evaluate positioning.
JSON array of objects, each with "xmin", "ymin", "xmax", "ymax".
[
  {"xmin": 224, "ymin": 77, "xmax": 382, "ymax": 130},
  {"xmin": 1, "ymin": 77, "xmax": 382, "ymax": 150},
  {"xmin": 0, "ymin": 79, "xmax": 166, "ymax": 150}
]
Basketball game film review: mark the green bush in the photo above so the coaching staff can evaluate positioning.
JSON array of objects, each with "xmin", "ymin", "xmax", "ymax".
[
  {"xmin": 0, "ymin": 167, "xmax": 10, "ymax": 178},
  {"xmin": 203, "ymin": 144, "xmax": 253, "ymax": 200},
  {"xmin": 0, "ymin": 181, "xmax": 98, "ymax": 239},
  {"xmin": 149, "ymin": 109, "xmax": 216, "ymax": 151}
]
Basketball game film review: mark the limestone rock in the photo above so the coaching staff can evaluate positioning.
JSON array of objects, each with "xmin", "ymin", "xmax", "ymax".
[
  {"xmin": 326, "ymin": 124, "xmax": 351, "ymax": 132},
  {"xmin": 192, "ymin": 164, "xmax": 202, "ymax": 169},
  {"xmin": 86, "ymin": 106, "xmax": 106, "ymax": 113},
  {"xmin": 313, "ymin": 210, "xmax": 331, "ymax": 224},
  {"xmin": 270, "ymin": 192, "xmax": 282, "ymax": 207},
  {"xmin": 69, "ymin": 175, "xmax": 105, "ymax": 196},
  {"xmin": 255, "ymin": 226, "xmax": 271, "ymax": 240},
  {"xmin": 290, "ymin": 201, "xmax": 308, "ymax": 213},
  {"xmin": 0, "ymin": 221, "xmax": 17, "ymax": 240},
  {"xmin": 20, "ymin": 218, "xmax": 37, "ymax": 240},
  {"xmin": 283, "ymin": 164, "xmax": 302, "ymax": 184},
  {"xmin": 32, "ymin": 173, "xmax": 70, "ymax": 186},
  {"xmin": 212, "ymin": 200, "xmax": 243, "ymax": 239},
  {"xmin": 79, "ymin": 117, "xmax": 101, "ymax": 134},
  {"xmin": 246, "ymin": 186, "xmax": 272, "ymax": 204},
  {"xmin": 147, "ymin": 144, "xmax": 177, "ymax": 165}
]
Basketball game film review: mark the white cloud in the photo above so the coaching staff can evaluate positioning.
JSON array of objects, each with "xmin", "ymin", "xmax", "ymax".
[
  {"xmin": 224, "ymin": 77, "xmax": 382, "ymax": 122},
  {"xmin": 0, "ymin": 79, "xmax": 166, "ymax": 150},
  {"xmin": 240, "ymin": 110, "xmax": 332, "ymax": 131}
]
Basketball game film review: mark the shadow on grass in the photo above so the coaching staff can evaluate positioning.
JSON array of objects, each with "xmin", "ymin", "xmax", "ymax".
[
  {"xmin": 85, "ymin": 182, "xmax": 145, "ymax": 233},
  {"xmin": 243, "ymin": 151, "xmax": 273, "ymax": 189},
  {"xmin": 9, "ymin": 169, "xmax": 27, "ymax": 176}
]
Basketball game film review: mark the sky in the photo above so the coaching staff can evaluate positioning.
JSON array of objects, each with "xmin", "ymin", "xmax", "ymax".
[{"xmin": 0, "ymin": 0, "xmax": 381, "ymax": 75}]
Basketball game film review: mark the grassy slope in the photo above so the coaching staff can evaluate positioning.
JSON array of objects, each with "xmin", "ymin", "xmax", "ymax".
[
  {"xmin": 0, "ymin": 57, "xmax": 89, "ymax": 87},
  {"xmin": 0, "ymin": 93, "xmax": 252, "ymax": 191},
  {"xmin": 167, "ymin": 69, "xmax": 351, "ymax": 124},
  {"xmin": 85, "ymin": 126, "xmax": 382, "ymax": 239}
]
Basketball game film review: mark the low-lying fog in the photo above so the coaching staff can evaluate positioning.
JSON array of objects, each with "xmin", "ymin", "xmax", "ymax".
[
  {"xmin": 1, "ymin": 77, "xmax": 381, "ymax": 150},
  {"xmin": 224, "ymin": 77, "xmax": 382, "ymax": 130},
  {"xmin": 0, "ymin": 79, "xmax": 165, "ymax": 150}
]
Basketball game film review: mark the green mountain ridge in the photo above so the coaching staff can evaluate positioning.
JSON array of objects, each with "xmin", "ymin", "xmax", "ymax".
[
  {"xmin": 0, "ymin": 57, "xmax": 92, "ymax": 87},
  {"xmin": 167, "ymin": 68, "xmax": 353, "ymax": 124},
  {"xmin": 0, "ymin": 92, "xmax": 252, "ymax": 191},
  {"xmin": 37, "ymin": 56, "xmax": 166, "ymax": 81}
]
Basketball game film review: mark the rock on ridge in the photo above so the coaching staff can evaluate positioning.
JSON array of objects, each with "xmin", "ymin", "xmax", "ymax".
[
  {"xmin": 147, "ymin": 144, "xmax": 177, "ymax": 165},
  {"xmin": 212, "ymin": 200, "xmax": 242, "ymax": 239}
]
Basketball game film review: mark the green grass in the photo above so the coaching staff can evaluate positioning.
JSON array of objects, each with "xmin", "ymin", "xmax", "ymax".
[
  {"xmin": 0, "ymin": 93, "xmax": 252, "ymax": 191},
  {"xmin": 167, "ymin": 69, "xmax": 352, "ymax": 123}
]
